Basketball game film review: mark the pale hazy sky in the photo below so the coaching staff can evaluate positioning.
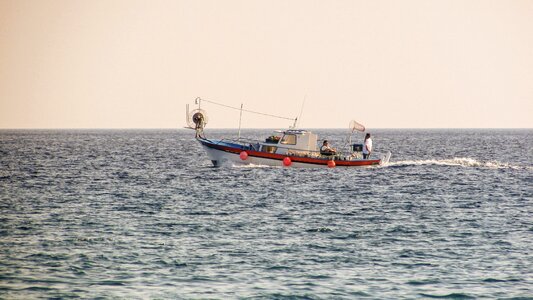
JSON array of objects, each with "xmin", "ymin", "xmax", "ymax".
[{"xmin": 1, "ymin": 0, "xmax": 532, "ymax": 129}]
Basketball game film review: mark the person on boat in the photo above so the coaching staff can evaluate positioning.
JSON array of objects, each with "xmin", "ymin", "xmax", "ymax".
[
  {"xmin": 363, "ymin": 133, "xmax": 372, "ymax": 159},
  {"xmin": 320, "ymin": 140, "xmax": 336, "ymax": 156}
]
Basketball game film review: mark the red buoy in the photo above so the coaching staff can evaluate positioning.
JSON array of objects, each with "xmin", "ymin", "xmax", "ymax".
[
  {"xmin": 327, "ymin": 160, "xmax": 336, "ymax": 168},
  {"xmin": 240, "ymin": 151, "xmax": 248, "ymax": 160},
  {"xmin": 283, "ymin": 157, "xmax": 292, "ymax": 167}
]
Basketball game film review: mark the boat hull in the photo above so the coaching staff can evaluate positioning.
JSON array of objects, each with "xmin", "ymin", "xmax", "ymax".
[{"xmin": 198, "ymin": 138, "xmax": 386, "ymax": 168}]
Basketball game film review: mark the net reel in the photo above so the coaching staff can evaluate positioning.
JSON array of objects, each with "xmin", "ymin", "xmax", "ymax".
[{"xmin": 186, "ymin": 108, "xmax": 208, "ymax": 137}]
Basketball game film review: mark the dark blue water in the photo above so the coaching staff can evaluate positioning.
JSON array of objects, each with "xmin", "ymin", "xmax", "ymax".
[{"xmin": 1, "ymin": 129, "xmax": 532, "ymax": 299}]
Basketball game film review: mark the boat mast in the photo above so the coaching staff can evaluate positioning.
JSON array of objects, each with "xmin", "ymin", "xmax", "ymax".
[{"xmin": 294, "ymin": 95, "xmax": 306, "ymax": 129}]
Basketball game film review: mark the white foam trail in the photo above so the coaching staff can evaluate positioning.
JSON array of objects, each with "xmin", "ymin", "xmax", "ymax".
[
  {"xmin": 384, "ymin": 157, "xmax": 529, "ymax": 170},
  {"xmin": 232, "ymin": 163, "xmax": 272, "ymax": 168}
]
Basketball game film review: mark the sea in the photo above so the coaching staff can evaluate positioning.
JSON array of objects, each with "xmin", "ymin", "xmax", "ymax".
[{"xmin": 0, "ymin": 128, "xmax": 532, "ymax": 299}]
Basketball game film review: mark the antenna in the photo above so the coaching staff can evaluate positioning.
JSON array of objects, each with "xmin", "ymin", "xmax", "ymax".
[
  {"xmin": 238, "ymin": 103, "xmax": 243, "ymax": 139},
  {"xmin": 295, "ymin": 95, "xmax": 306, "ymax": 128}
]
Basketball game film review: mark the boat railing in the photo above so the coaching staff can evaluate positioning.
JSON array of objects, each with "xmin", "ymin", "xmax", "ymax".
[
  {"xmin": 274, "ymin": 147, "xmax": 390, "ymax": 162},
  {"xmin": 212, "ymin": 137, "xmax": 262, "ymax": 151}
]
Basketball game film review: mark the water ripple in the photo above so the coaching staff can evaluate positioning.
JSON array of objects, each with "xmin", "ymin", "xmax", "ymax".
[{"xmin": 0, "ymin": 129, "xmax": 532, "ymax": 299}]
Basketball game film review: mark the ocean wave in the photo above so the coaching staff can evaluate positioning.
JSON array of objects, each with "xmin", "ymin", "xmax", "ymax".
[
  {"xmin": 419, "ymin": 292, "xmax": 475, "ymax": 299},
  {"xmin": 385, "ymin": 157, "xmax": 529, "ymax": 170}
]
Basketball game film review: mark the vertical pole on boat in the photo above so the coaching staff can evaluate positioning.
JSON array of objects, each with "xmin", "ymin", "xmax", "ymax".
[
  {"xmin": 238, "ymin": 103, "xmax": 243, "ymax": 140},
  {"xmin": 195, "ymin": 97, "xmax": 201, "ymax": 109},
  {"xmin": 186, "ymin": 104, "xmax": 189, "ymax": 124},
  {"xmin": 294, "ymin": 95, "xmax": 306, "ymax": 128}
]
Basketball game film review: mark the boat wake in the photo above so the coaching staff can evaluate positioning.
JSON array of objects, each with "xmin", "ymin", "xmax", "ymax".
[
  {"xmin": 226, "ymin": 157, "xmax": 531, "ymax": 170},
  {"xmin": 384, "ymin": 157, "xmax": 530, "ymax": 170},
  {"xmin": 232, "ymin": 163, "xmax": 272, "ymax": 168}
]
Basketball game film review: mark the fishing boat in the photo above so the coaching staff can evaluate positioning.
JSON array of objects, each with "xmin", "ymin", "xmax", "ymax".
[{"xmin": 186, "ymin": 97, "xmax": 391, "ymax": 168}]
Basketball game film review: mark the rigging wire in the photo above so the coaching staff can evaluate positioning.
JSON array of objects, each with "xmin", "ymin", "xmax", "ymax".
[{"xmin": 197, "ymin": 97, "xmax": 296, "ymax": 122}]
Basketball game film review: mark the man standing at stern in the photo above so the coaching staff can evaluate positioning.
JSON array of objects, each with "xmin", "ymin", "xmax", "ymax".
[{"xmin": 363, "ymin": 133, "xmax": 372, "ymax": 159}]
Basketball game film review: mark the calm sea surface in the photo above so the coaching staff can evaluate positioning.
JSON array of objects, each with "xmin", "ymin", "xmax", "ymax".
[{"xmin": 0, "ymin": 129, "xmax": 532, "ymax": 299}]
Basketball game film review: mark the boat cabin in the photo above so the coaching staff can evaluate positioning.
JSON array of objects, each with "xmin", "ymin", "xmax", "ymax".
[{"xmin": 261, "ymin": 130, "xmax": 318, "ymax": 155}]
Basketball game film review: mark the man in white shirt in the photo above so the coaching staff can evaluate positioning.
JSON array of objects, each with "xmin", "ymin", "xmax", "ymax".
[
  {"xmin": 320, "ymin": 140, "xmax": 336, "ymax": 156},
  {"xmin": 363, "ymin": 133, "xmax": 372, "ymax": 159}
]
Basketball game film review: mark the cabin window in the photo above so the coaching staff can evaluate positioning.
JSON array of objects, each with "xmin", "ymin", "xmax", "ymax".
[
  {"xmin": 262, "ymin": 145, "xmax": 277, "ymax": 153},
  {"xmin": 280, "ymin": 134, "xmax": 297, "ymax": 145},
  {"xmin": 265, "ymin": 135, "xmax": 281, "ymax": 143}
]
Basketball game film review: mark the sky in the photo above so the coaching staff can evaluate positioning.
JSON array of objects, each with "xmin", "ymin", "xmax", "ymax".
[{"xmin": 0, "ymin": 0, "xmax": 532, "ymax": 129}]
